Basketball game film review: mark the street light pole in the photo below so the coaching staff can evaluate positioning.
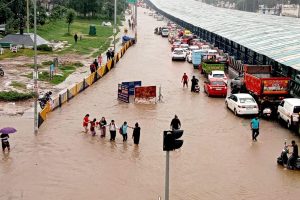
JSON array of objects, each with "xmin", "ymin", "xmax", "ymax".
[
  {"xmin": 114, "ymin": 0, "xmax": 117, "ymax": 52},
  {"xmin": 33, "ymin": 0, "xmax": 38, "ymax": 134},
  {"xmin": 164, "ymin": 151, "xmax": 170, "ymax": 200},
  {"xmin": 135, "ymin": 1, "xmax": 137, "ymax": 42}
]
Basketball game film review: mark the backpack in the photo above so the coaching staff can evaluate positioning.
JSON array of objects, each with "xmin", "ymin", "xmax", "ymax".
[{"xmin": 119, "ymin": 125, "xmax": 123, "ymax": 135}]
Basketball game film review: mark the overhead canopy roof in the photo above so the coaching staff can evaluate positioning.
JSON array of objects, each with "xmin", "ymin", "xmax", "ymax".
[
  {"xmin": 0, "ymin": 33, "xmax": 48, "ymax": 47},
  {"xmin": 150, "ymin": 0, "xmax": 300, "ymax": 70}
]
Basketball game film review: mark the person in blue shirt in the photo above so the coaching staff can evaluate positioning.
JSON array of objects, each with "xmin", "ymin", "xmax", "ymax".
[
  {"xmin": 120, "ymin": 121, "xmax": 132, "ymax": 142},
  {"xmin": 250, "ymin": 116, "xmax": 260, "ymax": 141}
]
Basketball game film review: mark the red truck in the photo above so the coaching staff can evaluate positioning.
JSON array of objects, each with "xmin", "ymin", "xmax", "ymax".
[{"xmin": 243, "ymin": 65, "xmax": 290, "ymax": 117}]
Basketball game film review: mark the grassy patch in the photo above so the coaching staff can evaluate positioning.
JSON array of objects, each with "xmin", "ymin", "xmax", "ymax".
[
  {"xmin": 0, "ymin": 48, "xmax": 48, "ymax": 60},
  {"xmin": 26, "ymin": 64, "xmax": 77, "ymax": 85},
  {"xmin": 37, "ymin": 19, "xmax": 114, "ymax": 55},
  {"xmin": 10, "ymin": 81, "xmax": 27, "ymax": 90},
  {"xmin": 0, "ymin": 91, "xmax": 35, "ymax": 101}
]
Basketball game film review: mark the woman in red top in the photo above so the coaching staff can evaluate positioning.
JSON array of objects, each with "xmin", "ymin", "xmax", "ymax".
[
  {"xmin": 83, "ymin": 114, "xmax": 90, "ymax": 133},
  {"xmin": 90, "ymin": 118, "xmax": 97, "ymax": 136}
]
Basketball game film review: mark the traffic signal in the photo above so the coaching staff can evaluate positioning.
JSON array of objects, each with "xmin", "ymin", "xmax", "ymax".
[{"xmin": 163, "ymin": 130, "xmax": 184, "ymax": 151}]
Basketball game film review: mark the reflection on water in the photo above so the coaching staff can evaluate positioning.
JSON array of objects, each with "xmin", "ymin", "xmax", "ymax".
[{"xmin": 0, "ymin": 6, "xmax": 300, "ymax": 200}]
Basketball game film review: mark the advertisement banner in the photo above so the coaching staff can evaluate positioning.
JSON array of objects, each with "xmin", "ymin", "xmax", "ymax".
[
  {"xmin": 263, "ymin": 79, "xmax": 290, "ymax": 95},
  {"xmin": 122, "ymin": 81, "xmax": 142, "ymax": 95},
  {"xmin": 134, "ymin": 86, "xmax": 156, "ymax": 103},
  {"xmin": 118, "ymin": 84, "xmax": 129, "ymax": 103}
]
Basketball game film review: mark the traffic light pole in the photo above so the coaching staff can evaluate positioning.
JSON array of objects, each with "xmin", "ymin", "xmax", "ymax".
[{"xmin": 165, "ymin": 150, "xmax": 170, "ymax": 200}]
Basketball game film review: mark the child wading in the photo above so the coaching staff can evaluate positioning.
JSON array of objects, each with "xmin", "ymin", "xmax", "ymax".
[
  {"xmin": 83, "ymin": 114, "xmax": 90, "ymax": 133},
  {"xmin": 90, "ymin": 118, "xmax": 97, "ymax": 136}
]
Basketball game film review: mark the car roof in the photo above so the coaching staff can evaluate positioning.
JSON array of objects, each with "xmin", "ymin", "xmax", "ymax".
[
  {"xmin": 233, "ymin": 93, "xmax": 254, "ymax": 98},
  {"xmin": 208, "ymin": 78, "xmax": 225, "ymax": 82},
  {"xmin": 174, "ymin": 48, "xmax": 184, "ymax": 51},
  {"xmin": 189, "ymin": 45, "xmax": 199, "ymax": 49},
  {"xmin": 283, "ymin": 98, "xmax": 300, "ymax": 105},
  {"xmin": 211, "ymin": 70, "xmax": 225, "ymax": 74}
]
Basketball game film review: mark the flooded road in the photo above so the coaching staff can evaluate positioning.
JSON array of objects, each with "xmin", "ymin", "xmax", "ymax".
[{"xmin": 1, "ymin": 7, "xmax": 300, "ymax": 200}]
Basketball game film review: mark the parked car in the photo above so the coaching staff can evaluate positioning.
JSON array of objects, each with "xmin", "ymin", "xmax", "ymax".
[
  {"xmin": 204, "ymin": 78, "xmax": 227, "ymax": 97},
  {"xmin": 230, "ymin": 74, "xmax": 244, "ymax": 88},
  {"xmin": 157, "ymin": 15, "xmax": 164, "ymax": 21},
  {"xmin": 148, "ymin": 12, "xmax": 153, "ymax": 16},
  {"xmin": 186, "ymin": 45, "xmax": 200, "ymax": 63},
  {"xmin": 161, "ymin": 29, "xmax": 169, "ymax": 37},
  {"xmin": 208, "ymin": 70, "xmax": 228, "ymax": 83},
  {"xmin": 171, "ymin": 42, "xmax": 181, "ymax": 52},
  {"xmin": 225, "ymin": 93, "xmax": 259, "ymax": 116},
  {"xmin": 277, "ymin": 98, "xmax": 300, "ymax": 128},
  {"xmin": 179, "ymin": 44, "xmax": 189, "ymax": 52},
  {"xmin": 172, "ymin": 48, "xmax": 186, "ymax": 61}
]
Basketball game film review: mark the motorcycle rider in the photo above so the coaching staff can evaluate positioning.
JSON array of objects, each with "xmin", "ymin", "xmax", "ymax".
[
  {"xmin": 191, "ymin": 76, "xmax": 199, "ymax": 92},
  {"xmin": 287, "ymin": 140, "xmax": 299, "ymax": 169}
]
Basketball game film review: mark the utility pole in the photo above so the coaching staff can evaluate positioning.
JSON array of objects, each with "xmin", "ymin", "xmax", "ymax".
[
  {"xmin": 34, "ymin": 0, "xmax": 38, "ymax": 134},
  {"xmin": 114, "ymin": 0, "xmax": 117, "ymax": 52},
  {"xmin": 26, "ymin": 0, "xmax": 29, "ymax": 33},
  {"xmin": 135, "ymin": 1, "xmax": 137, "ymax": 42},
  {"xmin": 165, "ymin": 151, "xmax": 170, "ymax": 200}
]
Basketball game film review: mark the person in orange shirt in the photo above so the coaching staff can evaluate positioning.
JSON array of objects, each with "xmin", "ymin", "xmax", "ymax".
[
  {"xmin": 181, "ymin": 73, "xmax": 189, "ymax": 88},
  {"xmin": 83, "ymin": 114, "xmax": 90, "ymax": 133}
]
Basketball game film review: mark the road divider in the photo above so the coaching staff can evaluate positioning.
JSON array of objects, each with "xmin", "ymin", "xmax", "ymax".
[{"xmin": 38, "ymin": 40, "xmax": 134, "ymax": 128}]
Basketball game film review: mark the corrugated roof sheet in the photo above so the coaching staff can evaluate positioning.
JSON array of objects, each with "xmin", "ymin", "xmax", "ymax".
[{"xmin": 150, "ymin": 0, "xmax": 300, "ymax": 70}]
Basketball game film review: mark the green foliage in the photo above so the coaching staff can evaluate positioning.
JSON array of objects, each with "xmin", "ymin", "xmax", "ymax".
[
  {"xmin": 50, "ymin": 5, "xmax": 68, "ymax": 21},
  {"xmin": 66, "ymin": 9, "xmax": 76, "ymax": 34},
  {"xmin": 37, "ymin": 44, "xmax": 53, "ymax": 51},
  {"xmin": 0, "ymin": 91, "xmax": 35, "ymax": 101},
  {"xmin": 10, "ymin": 81, "xmax": 26, "ymax": 89}
]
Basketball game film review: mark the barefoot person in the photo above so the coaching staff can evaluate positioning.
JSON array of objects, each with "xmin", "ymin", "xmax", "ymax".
[
  {"xmin": 109, "ymin": 120, "xmax": 118, "ymax": 141},
  {"xmin": 90, "ymin": 118, "xmax": 97, "ymax": 136},
  {"xmin": 83, "ymin": 114, "xmax": 90, "ymax": 133},
  {"xmin": 182, "ymin": 73, "xmax": 189, "ymax": 88}
]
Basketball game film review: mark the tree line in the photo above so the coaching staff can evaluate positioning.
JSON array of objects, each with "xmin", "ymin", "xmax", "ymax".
[{"xmin": 0, "ymin": 0, "xmax": 127, "ymax": 35}]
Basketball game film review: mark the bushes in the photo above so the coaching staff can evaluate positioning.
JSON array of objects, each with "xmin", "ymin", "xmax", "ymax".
[
  {"xmin": 0, "ymin": 91, "xmax": 35, "ymax": 101},
  {"xmin": 37, "ymin": 44, "xmax": 53, "ymax": 51}
]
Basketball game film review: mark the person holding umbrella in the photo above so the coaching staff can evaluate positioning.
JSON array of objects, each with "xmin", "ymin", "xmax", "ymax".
[{"xmin": 0, "ymin": 127, "xmax": 17, "ymax": 152}]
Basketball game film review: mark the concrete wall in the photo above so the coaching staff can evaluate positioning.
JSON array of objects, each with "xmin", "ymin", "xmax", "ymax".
[{"xmin": 282, "ymin": 4, "xmax": 300, "ymax": 18}]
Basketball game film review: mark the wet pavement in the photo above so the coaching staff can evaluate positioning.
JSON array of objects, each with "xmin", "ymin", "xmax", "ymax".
[{"xmin": 1, "ymin": 7, "xmax": 300, "ymax": 200}]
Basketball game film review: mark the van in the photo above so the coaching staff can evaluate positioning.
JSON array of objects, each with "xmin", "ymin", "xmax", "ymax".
[{"xmin": 277, "ymin": 98, "xmax": 300, "ymax": 128}]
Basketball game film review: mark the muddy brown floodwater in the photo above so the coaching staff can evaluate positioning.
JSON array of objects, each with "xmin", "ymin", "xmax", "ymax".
[{"xmin": 1, "ymin": 7, "xmax": 300, "ymax": 200}]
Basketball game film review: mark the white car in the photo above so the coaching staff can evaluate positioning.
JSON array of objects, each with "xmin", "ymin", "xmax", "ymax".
[
  {"xmin": 157, "ymin": 15, "xmax": 164, "ymax": 21},
  {"xmin": 208, "ymin": 70, "xmax": 228, "ymax": 83},
  {"xmin": 172, "ymin": 48, "xmax": 186, "ymax": 61},
  {"xmin": 186, "ymin": 46, "xmax": 200, "ymax": 63},
  {"xmin": 225, "ymin": 93, "xmax": 259, "ymax": 116},
  {"xmin": 148, "ymin": 12, "xmax": 153, "ymax": 16},
  {"xmin": 179, "ymin": 44, "xmax": 189, "ymax": 52},
  {"xmin": 161, "ymin": 29, "xmax": 169, "ymax": 37},
  {"xmin": 277, "ymin": 98, "xmax": 300, "ymax": 128}
]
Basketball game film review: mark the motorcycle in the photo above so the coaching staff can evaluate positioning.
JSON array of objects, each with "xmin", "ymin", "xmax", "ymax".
[
  {"xmin": 194, "ymin": 84, "xmax": 200, "ymax": 93},
  {"xmin": 38, "ymin": 91, "xmax": 52, "ymax": 109},
  {"xmin": 0, "ymin": 65, "xmax": 4, "ymax": 77},
  {"xmin": 277, "ymin": 139, "xmax": 300, "ymax": 170}
]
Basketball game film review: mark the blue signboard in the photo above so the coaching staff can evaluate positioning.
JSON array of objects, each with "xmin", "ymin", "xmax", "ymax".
[
  {"xmin": 118, "ymin": 84, "xmax": 129, "ymax": 103},
  {"xmin": 122, "ymin": 81, "xmax": 142, "ymax": 95}
]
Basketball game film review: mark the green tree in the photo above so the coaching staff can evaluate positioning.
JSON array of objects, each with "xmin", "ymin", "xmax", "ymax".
[{"xmin": 66, "ymin": 9, "xmax": 76, "ymax": 34}]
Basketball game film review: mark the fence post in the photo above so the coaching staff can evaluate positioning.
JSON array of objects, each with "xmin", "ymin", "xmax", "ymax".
[
  {"xmin": 67, "ymin": 89, "xmax": 70, "ymax": 102},
  {"xmin": 83, "ymin": 78, "xmax": 86, "ymax": 90}
]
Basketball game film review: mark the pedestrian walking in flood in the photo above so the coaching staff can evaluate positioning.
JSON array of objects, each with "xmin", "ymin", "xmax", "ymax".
[
  {"xmin": 182, "ymin": 73, "xmax": 189, "ymax": 88},
  {"xmin": 111, "ymin": 49, "xmax": 115, "ymax": 60},
  {"xmin": 131, "ymin": 122, "xmax": 141, "ymax": 145},
  {"xmin": 93, "ymin": 59, "xmax": 99, "ymax": 70},
  {"xmin": 83, "ymin": 114, "xmax": 90, "ymax": 133},
  {"xmin": 98, "ymin": 54, "xmax": 102, "ymax": 66},
  {"xmin": 250, "ymin": 116, "xmax": 260, "ymax": 141},
  {"xmin": 170, "ymin": 115, "xmax": 181, "ymax": 130},
  {"xmin": 131, "ymin": 22, "xmax": 134, "ymax": 30},
  {"xmin": 128, "ymin": 19, "xmax": 131, "ymax": 28},
  {"xmin": 191, "ymin": 75, "xmax": 199, "ymax": 92},
  {"xmin": 99, "ymin": 117, "xmax": 107, "ymax": 138},
  {"xmin": 106, "ymin": 50, "xmax": 111, "ymax": 60},
  {"xmin": 90, "ymin": 118, "xmax": 97, "ymax": 136},
  {"xmin": 90, "ymin": 63, "xmax": 96, "ymax": 74},
  {"xmin": 1, "ymin": 133, "xmax": 10, "ymax": 152},
  {"xmin": 120, "ymin": 121, "xmax": 131, "ymax": 142},
  {"xmin": 109, "ymin": 120, "xmax": 118, "ymax": 141},
  {"xmin": 74, "ymin": 33, "xmax": 78, "ymax": 43}
]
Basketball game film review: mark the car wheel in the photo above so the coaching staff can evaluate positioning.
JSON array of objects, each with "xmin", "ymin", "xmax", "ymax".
[
  {"xmin": 234, "ymin": 108, "xmax": 238, "ymax": 116},
  {"xmin": 172, "ymin": 57, "xmax": 174, "ymax": 61},
  {"xmin": 225, "ymin": 101, "xmax": 228, "ymax": 108}
]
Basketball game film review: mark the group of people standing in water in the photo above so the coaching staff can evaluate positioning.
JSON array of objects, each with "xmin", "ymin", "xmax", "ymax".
[{"xmin": 82, "ymin": 114, "xmax": 141, "ymax": 145}]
